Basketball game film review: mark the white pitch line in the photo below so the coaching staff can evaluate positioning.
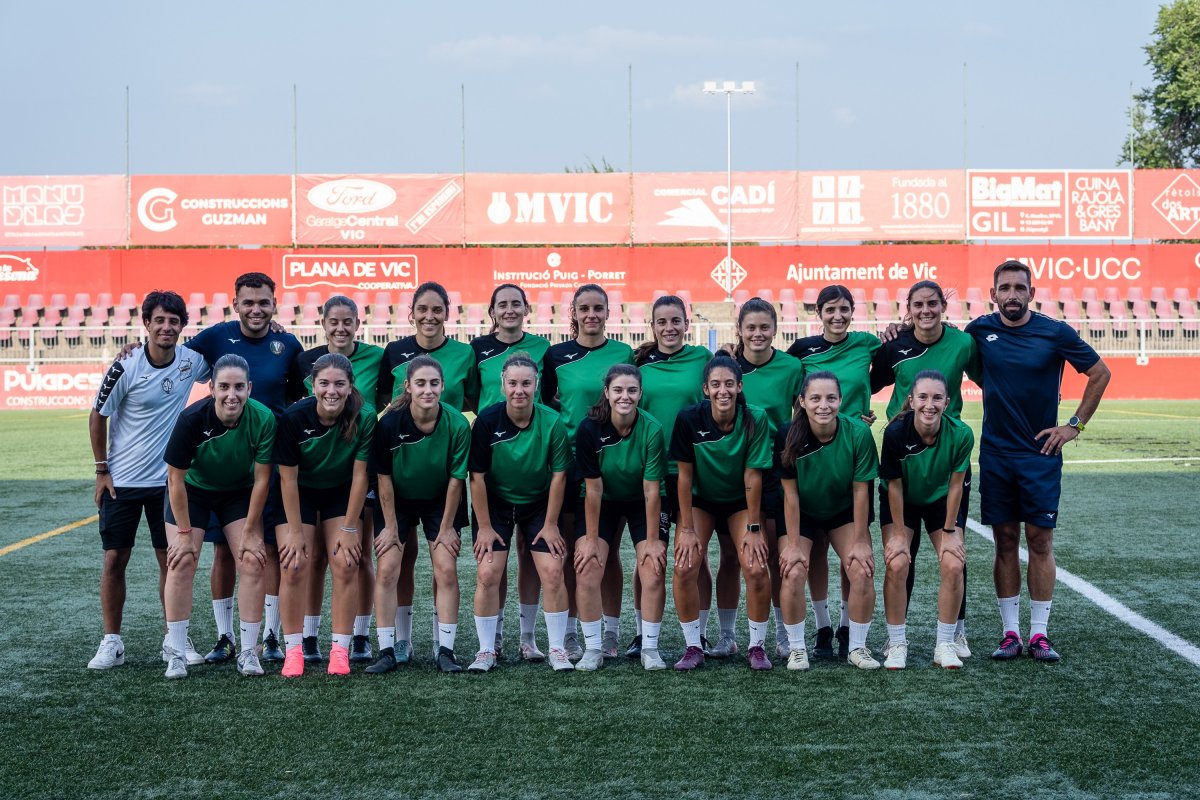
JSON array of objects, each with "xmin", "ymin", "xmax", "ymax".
[
  {"xmin": 969, "ymin": 456, "xmax": 1194, "ymax": 468},
  {"xmin": 965, "ymin": 518, "xmax": 1200, "ymax": 669}
]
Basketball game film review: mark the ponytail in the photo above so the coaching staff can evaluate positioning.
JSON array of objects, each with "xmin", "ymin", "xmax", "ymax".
[
  {"xmin": 310, "ymin": 353, "xmax": 363, "ymax": 444},
  {"xmin": 569, "ymin": 283, "xmax": 608, "ymax": 339},
  {"xmin": 734, "ymin": 297, "xmax": 777, "ymax": 360},
  {"xmin": 384, "ymin": 355, "xmax": 443, "ymax": 416},
  {"xmin": 702, "ymin": 354, "xmax": 754, "ymax": 440},
  {"xmin": 782, "ymin": 370, "xmax": 841, "ymax": 464},
  {"xmin": 587, "ymin": 364, "xmax": 641, "ymax": 425}
]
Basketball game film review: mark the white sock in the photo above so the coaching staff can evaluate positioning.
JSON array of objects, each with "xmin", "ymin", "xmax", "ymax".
[
  {"xmin": 955, "ymin": 618, "xmax": 966, "ymax": 638},
  {"xmin": 812, "ymin": 599, "xmax": 830, "ymax": 629},
  {"xmin": 849, "ymin": 619, "xmax": 871, "ymax": 651},
  {"xmin": 213, "ymin": 597, "xmax": 234, "ymax": 638},
  {"xmin": 474, "ymin": 615, "xmax": 498, "ymax": 653},
  {"xmin": 997, "ymin": 595, "xmax": 1020, "ymax": 634},
  {"xmin": 748, "ymin": 618, "xmax": 768, "ymax": 648},
  {"xmin": 717, "ymin": 607, "xmax": 736, "ymax": 636},
  {"xmin": 643, "ymin": 620, "xmax": 661, "ymax": 650},
  {"xmin": 565, "ymin": 615, "xmax": 578, "ymax": 637},
  {"xmin": 582, "ymin": 619, "xmax": 602, "ymax": 651},
  {"xmin": 353, "ymin": 614, "xmax": 371, "ymax": 637},
  {"xmin": 634, "ymin": 609, "xmax": 644, "ymax": 636},
  {"xmin": 698, "ymin": 609, "xmax": 710, "ymax": 637},
  {"xmin": 936, "ymin": 620, "xmax": 957, "ymax": 645},
  {"xmin": 1029, "ymin": 600, "xmax": 1052, "ymax": 639},
  {"xmin": 785, "ymin": 619, "xmax": 807, "ymax": 651},
  {"xmin": 519, "ymin": 603, "xmax": 539, "ymax": 638},
  {"xmin": 263, "ymin": 595, "xmax": 280, "ymax": 639},
  {"xmin": 887, "ymin": 623, "xmax": 907, "ymax": 646},
  {"xmin": 239, "ymin": 620, "xmax": 260, "ymax": 654},
  {"xmin": 303, "ymin": 615, "xmax": 321, "ymax": 638},
  {"xmin": 395, "ymin": 605, "xmax": 413, "ymax": 642},
  {"xmin": 545, "ymin": 610, "xmax": 569, "ymax": 651},
  {"xmin": 773, "ymin": 606, "xmax": 787, "ymax": 641},
  {"xmin": 838, "ymin": 600, "xmax": 850, "ymax": 629},
  {"xmin": 167, "ymin": 619, "xmax": 189, "ymax": 656},
  {"xmin": 377, "ymin": 626, "xmax": 396, "ymax": 652},
  {"xmin": 331, "ymin": 633, "xmax": 352, "ymax": 650},
  {"xmin": 103, "ymin": 632, "xmax": 123, "ymax": 644},
  {"xmin": 439, "ymin": 622, "xmax": 458, "ymax": 650},
  {"xmin": 680, "ymin": 618, "xmax": 702, "ymax": 648},
  {"xmin": 602, "ymin": 615, "xmax": 620, "ymax": 638},
  {"xmin": 284, "ymin": 632, "xmax": 302, "ymax": 649}
]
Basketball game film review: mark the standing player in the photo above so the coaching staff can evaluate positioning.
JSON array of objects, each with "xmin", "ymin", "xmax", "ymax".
[
  {"xmin": 786, "ymin": 285, "xmax": 881, "ymax": 658},
  {"xmin": 88, "ymin": 291, "xmax": 211, "ymax": 669},
  {"xmin": 878, "ymin": 370, "xmax": 972, "ymax": 670},
  {"xmin": 540, "ymin": 284, "xmax": 634, "ymax": 659},
  {"xmin": 470, "ymin": 283, "xmax": 552, "ymax": 660},
  {"xmin": 967, "ymin": 260, "xmax": 1110, "ymax": 662},
  {"xmin": 160, "ymin": 355, "xmax": 275, "ymax": 678},
  {"xmin": 467, "ymin": 354, "xmax": 572, "ymax": 673}
]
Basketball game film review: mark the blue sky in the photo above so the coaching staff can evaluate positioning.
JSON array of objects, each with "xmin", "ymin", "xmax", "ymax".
[{"xmin": 0, "ymin": 1, "xmax": 1164, "ymax": 175}]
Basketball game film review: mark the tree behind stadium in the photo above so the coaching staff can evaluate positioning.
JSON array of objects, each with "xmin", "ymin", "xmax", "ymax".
[{"xmin": 1122, "ymin": 0, "xmax": 1200, "ymax": 168}]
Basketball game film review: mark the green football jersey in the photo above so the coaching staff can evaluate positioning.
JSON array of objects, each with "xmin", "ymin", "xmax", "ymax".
[
  {"xmin": 469, "ymin": 402, "xmax": 572, "ymax": 505},
  {"xmin": 164, "ymin": 397, "xmax": 276, "ymax": 492},
  {"xmin": 872, "ymin": 325, "xmax": 978, "ymax": 421},
  {"xmin": 379, "ymin": 336, "xmax": 480, "ymax": 412},
  {"xmin": 298, "ymin": 341, "xmax": 387, "ymax": 412},
  {"xmin": 274, "ymin": 396, "xmax": 376, "ymax": 489},
  {"xmin": 669, "ymin": 401, "xmax": 773, "ymax": 504},
  {"xmin": 575, "ymin": 410, "xmax": 666, "ymax": 503},
  {"xmin": 787, "ymin": 331, "xmax": 881, "ymax": 419},
  {"xmin": 736, "ymin": 349, "xmax": 806, "ymax": 433},
  {"xmin": 638, "ymin": 344, "xmax": 710, "ymax": 476},
  {"xmin": 776, "ymin": 413, "xmax": 879, "ymax": 519},
  {"xmin": 879, "ymin": 413, "xmax": 974, "ymax": 506},
  {"xmin": 372, "ymin": 401, "xmax": 471, "ymax": 501},
  {"xmin": 470, "ymin": 331, "xmax": 552, "ymax": 410},
  {"xmin": 542, "ymin": 338, "xmax": 635, "ymax": 455}
]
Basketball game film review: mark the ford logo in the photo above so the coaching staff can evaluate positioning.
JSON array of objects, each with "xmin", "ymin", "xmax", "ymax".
[{"xmin": 307, "ymin": 178, "xmax": 397, "ymax": 213}]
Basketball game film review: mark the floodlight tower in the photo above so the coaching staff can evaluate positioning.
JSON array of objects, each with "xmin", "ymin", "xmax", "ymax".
[{"xmin": 703, "ymin": 80, "xmax": 755, "ymax": 301}]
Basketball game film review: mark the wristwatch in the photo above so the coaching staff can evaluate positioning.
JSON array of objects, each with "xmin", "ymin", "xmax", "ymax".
[
  {"xmin": 746, "ymin": 523, "xmax": 762, "ymax": 533},
  {"xmin": 1067, "ymin": 415, "xmax": 1086, "ymax": 432}
]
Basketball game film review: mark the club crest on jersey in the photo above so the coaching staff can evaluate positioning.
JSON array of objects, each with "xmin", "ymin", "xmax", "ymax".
[
  {"xmin": 986, "ymin": 334, "xmax": 999, "ymax": 342},
  {"xmin": 271, "ymin": 341, "xmax": 285, "ymax": 355},
  {"xmin": 161, "ymin": 378, "xmax": 174, "ymax": 394},
  {"xmin": 179, "ymin": 362, "xmax": 193, "ymax": 376}
]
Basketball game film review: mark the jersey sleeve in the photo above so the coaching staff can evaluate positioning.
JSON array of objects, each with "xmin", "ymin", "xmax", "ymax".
[
  {"xmin": 1057, "ymin": 321, "xmax": 1101, "ymax": 373},
  {"xmin": 354, "ymin": 408, "xmax": 376, "ymax": 462},
  {"xmin": 448, "ymin": 415, "xmax": 471, "ymax": 482},
  {"xmin": 371, "ymin": 414, "xmax": 395, "ymax": 477},
  {"xmin": 668, "ymin": 409, "xmax": 695, "ymax": 464},
  {"xmin": 253, "ymin": 412, "xmax": 276, "ymax": 465},
  {"xmin": 285, "ymin": 342, "xmax": 308, "ymax": 404},
  {"xmin": 878, "ymin": 421, "xmax": 904, "ymax": 482},
  {"xmin": 548, "ymin": 415, "xmax": 571, "ymax": 473},
  {"xmin": 643, "ymin": 422, "xmax": 666, "ymax": 482},
  {"xmin": 852, "ymin": 424, "xmax": 880, "ymax": 483},
  {"xmin": 163, "ymin": 408, "xmax": 201, "ymax": 471},
  {"xmin": 745, "ymin": 407, "xmax": 773, "ymax": 471},
  {"xmin": 93, "ymin": 359, "xmax": 129, "ymax": 417},
  {"xmin": 775, "ymin": 424, "xmax": 797, "ymax": 480},
  {"xmin": 468, "ymin": 411, "xmax": 495, "ymax": 474},
  {"xmin": 540, "ymin": 351, "xmax": 560, "ymax": 410},
  {"xmin": 377, "ymin": 345, "xmax": 398, "ymax": 402},
  {"xmin": 463, "ymin": 356, "xmax": 481, "ymax": 409},
  {"xmin": 574, "ymin": 421, "xmax": 601, "ymax": 480},
  {"xmin": 272, "ymin": 413, "xmax": 302, "ymax": 468},
  {"xmin": 189, "ymin": 350, "xmax": 212, "ymax": 383},
  {"xmin": 185, "ymin": 325, "xmax": 216, "ymax": 363},
  {"xmin": 869, "ymin": 342, "xmax": 896, "ymax": 393},
  {"xmin": 951, "ymin": 423, "xmax": 974, "ymax": 474}
]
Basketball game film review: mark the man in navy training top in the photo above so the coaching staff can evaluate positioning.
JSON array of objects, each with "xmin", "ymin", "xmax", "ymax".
[{"xmin": 966, "ymin": 259, "xmax": 1110, "ymax": 663}]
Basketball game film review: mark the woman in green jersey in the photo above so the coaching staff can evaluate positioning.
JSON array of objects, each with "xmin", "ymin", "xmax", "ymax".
[
  {"xmin": 161, "ymin": 355, "xmax": 275, "ymax": 679},
  {"xmin": 628, "ymin": 295, "xmax": 710, "ymax": 658},
  {"xmin": 274, "ymin": 353, "xmax": 375, "ymax": 677},
  {"xmin": 879, "ymin": 370, "xmax": 972, "ymax": 670},
  {"xmin": 777, "ymin": 371, "xmax": 880, "ymax": 671},
  {"xmin": 670, "ymin": 355, "xmax": 773, "ymax": 671},
  {"xmin": 787, "ymin": 285, "xmax": 882, "ymax": 660},
  {"xmin": 573, "ymin": 365, "xmax": 668, "ymax": 671},
  {"xmin": 542, "ymin": 284, "xmax": 634, "ymax": 660},
  {"xmin": 470, "ymin": 283, "xmax": 552, "ymax": 662},
  {"xmin": 367, "ymin": 356, "xmax": 471, "ymax": 675},
  {"xmin": 467, "ymin": 354, "xmax": 573, "ymax": 673}
]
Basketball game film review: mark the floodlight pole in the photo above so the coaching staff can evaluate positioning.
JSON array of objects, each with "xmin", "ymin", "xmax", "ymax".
[{"xmin": 704, "ymin": 81, "xmax": 755, "ymax": 301}]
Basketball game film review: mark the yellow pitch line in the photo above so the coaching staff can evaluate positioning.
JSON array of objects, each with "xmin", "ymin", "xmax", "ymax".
[
  {"xmin": 0, "ymin": 515, "xmax": 97, "ymax": 558},
  {"xmin": 1104, "ymin": 409, "xmax": 1199, "ymax": 420}
]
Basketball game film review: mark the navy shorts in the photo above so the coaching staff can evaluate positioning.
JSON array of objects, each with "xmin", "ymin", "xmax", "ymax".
[
  {"xmin": 99, "ymin": 485, "xmax": 167, "ymax": 551},
  {"xmin": 879, "ymin": 489, "xmax": 969, "ymax": 534},
  {"xmin": 270, "ymin": 477, "xmax": 354, "ymax": 529},
  {"xmin": 573, "ymin": 497, "xmax": 670, "ymax": 546},
  {"xmin": 386, "ymin": 492, "xmax": 468, "ymax": 545},
  {"xmin": 165, "ymin": 485, "xmax": 252, "ymax": 530},
  {"xmin": 472, "ymin": 492, "xmax": 555, "ymax": 554},
  {"xmin": 979, "ymin": 450, "xmax": 1061, "ymax": 529}
]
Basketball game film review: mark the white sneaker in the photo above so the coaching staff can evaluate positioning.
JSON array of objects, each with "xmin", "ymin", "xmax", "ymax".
[
  {"xmin": 848, "ymin": 646, "xmax": 881, "ymax": 670},
  {"xmin": 548, "ymin": 647, "xmax": 575, "ymax": 671},
  {"xmin": 786, "ymin": 648, "xmax": 810, "ymax": 671},
  {"xmin": 162, "ymin": 634, "xmax": 205, "ymax": 666},
  {"xmin": 884, "ymin": 641, "xmax": 908, "ymax": 670},
  {"xmin": 576, "ymin": 649, "xmax": 604, "ymax": 671},
  {"xmin": 88, "ymin": 638, "xmax": 125, "ymax": 670},
  {"xmin": 776, "ymin": 640, "xmax": 791, "ymax": 659},
  {"xmin": 164, "ymin": 650, "xmax": 188, "ymax": 679},
  {"xmin": 934, "ymin": 641, "xmax": 964, "ymax": 669},
  {"xmin": 467, "ymin": 650, "xmax": 497, "ymax": 673},
  {"xmin": 236, "ymin": 649, "xmax": 264, "ymax": 676},
  {"xmin": 706, "ymin": 631, "xmax": 739, "ymax": 657},
  {"xmin": 640, "ymin": 649, "xmax": 667, "ymax": 670},
  {"xmin": 519, "ymin": 638, "xmax": 546, "ymax": 662},
  {"xmin": 953, "ymin": 632, "xmax": 972, "ymax": 659},
  {"xmin": 600, "ymin": 630, "xmax": 620, "ymax": 658}
]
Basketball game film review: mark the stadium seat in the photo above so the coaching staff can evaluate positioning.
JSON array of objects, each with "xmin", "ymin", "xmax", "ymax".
[
  {"xmin": 535, "ymin": 291, "xmax": 554, "ymax": 311},
  {"xmin": 1126, "ymin": 287, "xmax": 1145, "ymax": 305},
  {"xmin": 780, "ymin": 301, "xmax": 800, "ymax": 324},
  {"xmin": 465, "ymin": 304, "xmax": 486, "ymax": 327},
  {"xmin": 303, "ymin": 291, "xmax": 323, "ymax": 312},
  {"xmin": 873, "ymin": 301, "xmax": 896, "ymax": 321},
  {"xmin": 352, "ymin": 292, "xmax": 370, "ymax": 313},
  {"xmin": 755, "ymin": 289, "xmax": 774, "ymax": 305},
  {"xmin": 965, "ymin": 287, "xmax": 984, "ymax": 304},
  {"xmin": 535, "ymin": 303, "xmax": 554, "ymax": 325},
  {"xmin": 211, "ymin": 292, "xmax": 231, "ymax": 315},
  {"xmin": 1149, "ymin": 287, "xmax": 1168, "ymax": 309},
  {"xmin": 968, "ymin": 301, "xmax": 988, "ymax": 319},
  {"xmin": 676, "ymin": 289, "xmax": 693, "ymax": 310},
  {"xmin": 801, "ymin": 288, "xmax": 818, "ymax": 310},
  {"xmin": 300, "ymin": 304, "xmax": 321, "ymax": 327},
  {"xmin": 1109, "ymin": 301, "xmax": 1130, "ymax": 338},
  {"xmin": 945, "ymin": 299, "xmax": 964, "ymax": 321},
  {"xmin": 872, "ymin": 288, "xmax": 890, "ymax": 306},
  {"xmin": 1180, "ymin": 302, "xmax": 1199, "ymax": 339},
  {"xmin": 652, "ymin": 289, "xmax": 668, "ymax": 303},
  {"xmin": 733, "ymin": 289, "xmax": 750, "ymax": 306},
  {"xmin": 627, "ymin": 303, "xmax": 646, "ymax": 332},
  {"xmin": 1131, "ymin": 300, "xmax": 1154, "ymax": 323},
  {"xmin": 280, "ymin": 291, "xmax": 300, "ymax": 316},
  {"xmin": 1062, "ymin": 301, "xmax": 1083, "ymax": 330},
  {"xmin": 607, "ymin": 290, "xmax": 623, "ymax": 316},
  {"xmin": 559, "ymin": 291, "xmax": 573, "ymax": 313},
  {"xmin": 1171, "ymin": 288, "xmax": 1191, "ymax": 309},
  {"xmin": 205, "ymin": 302, "xmax": 227, "ymax": 324},
  {"xmin": 1155, "ymin": 302, "xmax": 1178, "ymax": 337},
  {"xmin": 1057, "ymin": 287, "xmax": 1076, "ymax": 306},
  {"xmin": 397, "ymin": 293, "xmax": 413, "ymax": 315},
  {"xmin": 448, "ymin": 290, "xmax": 463, "ymax": 313},
  {"xmin": 3, "ymin": 294, "xmax": 19, "ymax": 316},
  {"xmin": 895, "ymin": 287, "xmax": 909, "ymax": 308},
  {"xmin": 1085, "ymin": 300, "xmax": 1107, "ymax": 336},
  {"xmin": 369, "ymin": 303, "xmax": 391, "ymax": 326},
  {"xmin": 778, "ymin": 288, "xmax": 797, "ymax": 304},
  {"xmin": 275, "ymin": 302, "xmax": 296, "ymax": 326},
  {"xmin": 1102, "ymin": 287, "xmax": 1121, "ymax": 310},
  {"xmin": 372, "ymin": 292, "xmax": 393, "ymax": 312},
  {"xmin": 187, "ymin": 292, "xmax": 206, "ymax": 310},
  {"xmin": 852, "ymin": 304, "xmax": 868, "ymax": 323},
  {"xmin": 1080, "ymin": 287, "xmax": 1100, "ymax": 305}
]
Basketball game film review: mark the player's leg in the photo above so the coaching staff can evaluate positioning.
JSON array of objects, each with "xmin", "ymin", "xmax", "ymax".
[
  {"xmin": 468, "ymin": 499, "xmax": 512, "ymax": 673},
  {"xmin": 302, "ymin": 525, "xmax": 328, "ymax": 663},
  {"xmin": 573, "ymin": 514, "xmax": 612, "ymax": 672},
  {"xmin": 729, "ymin": 508, "xmax": 772, "ymax": 670},
  {"xmin": 805, "ymin": 533, "xmax": 834, "ymax": 658},
  {"xmin": 881, "ymin": 509, "xmax": 915, "ymax": 670},
  {"xmin": 222, "ymin": 507, "xmax": 266, "ymax": 676},
  {"xmin": 827, "ymin": 514, "xmax": 879, "ymax": 670},
  {"xmin": 395, "ymin": 528, "xmax": 419, "ymax": 661},
  {"xmin": 427, "ymin": 504, "xmax": 464, "ymax": 673},
  {"xmin": 778, "ymin": 525, "xmax": 815, "ymax": 671},
  {"xmin": 762, "ymin": 490, "xmax": 788, "ymax": 659},
  {"xmin": 632, "ymin": 509, "xmax": 668, "ymax": 670},
  {"xmin": 277, "ymin": 520, "xmax": 317, "ymax": 677},
  {"xmin": 320, "ymin": 511, "xmax": 360, "ymax": 676},
  {"xmin": 710, "ymin": 518, "xmax": 742, "ymax": 657},
  {"xmin": 515, "ymin": 533, "xmax": 544, "ymax": 661},
  {"xmin": 599, "ymin": 546, "xmax": 623, "ymax": 658},
  {"xmin": 366, "ymin": 512, "xmax": 407, "ymax": 674},
  {"xmin": 160, "ymin": 486, "xmax": 208, "ymax": 678},
  {"xmin": 351, "ymin": 505, "xmax": 376, "ymax": 663},
  {"xmin": 981, "ymin": 451, "xmax": 1026, "ymax": 660},
  {"xmin": 672, "ymin": 508, "xmax": 716, "ymax": 671}
]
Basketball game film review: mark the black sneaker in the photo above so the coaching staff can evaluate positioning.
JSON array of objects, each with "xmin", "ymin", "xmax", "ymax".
[
  {"xmin": 625, "ymin": 635, "xmax": 643, "ymax": 659},
  {"xmin": 204, "ymin": 634, "xmax": 236, "ymax": 664},
  {"xmin": 302, "ymin": 635, "xmax": 323, "ymax": 663},
  {"xmin": 350, "ymin": 635, "xmax": 372, "ymax": 663},
  {"xmin": 261, "ymin": 631, "xmax": 284, "ymax": 662},
  {"xmin": 365, "ymin": 647, "xmax": 397, "ymax": 674},
  {"xmin": 813, "ymin": 626, "xmax": 834, "ymax": 658},
  {"xmin": 991, "ymin": 631, "xmax": 1024, "ymax": 660},
  {"xmin": 436, "ymin": 646, "xmax": 463, "ymax": 673},
  {"xmin": 700, "ymin": 635, "xmax": 712, "ymax": 654},
  {"xmin": 1026, "ymin": 634, "xmax": 1060, "ymax": 663},
  {"xmin": 835, "ymin": 626, "xmax": 849, "ymax": 659}
]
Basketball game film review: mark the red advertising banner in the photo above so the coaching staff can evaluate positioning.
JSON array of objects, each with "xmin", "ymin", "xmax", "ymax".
[
  {"xmin": 1, "ymin": 175, "xmax": 125, "ymax": 247},
  {"xmin": 1133, "ymin": 169, "xmax": 1200, "ymax": 240},
  {"xmin": 130, "ymin": 175, "xmax": 292, "ymax": 246},
  {"xmin": 295, "ymin": 174, "xmax": 463, "ymax": 245},
  {"xmin": 968, "ymin": 170, "xmax": 1131, "ymax": 239},
  {"xmin": 0, "ymin": 362, "xmax": 102, "ymax": 410},
  {"xmin": 797, "ymin": 170, "xmax": 965, "ymax": 241},
  {"xmin": 464, "ymin": 173, "xmax": 632, "ymax": 244},
  {"xmin": 633, "ymin": 172, "xmax": 799, "ymax": 242}
]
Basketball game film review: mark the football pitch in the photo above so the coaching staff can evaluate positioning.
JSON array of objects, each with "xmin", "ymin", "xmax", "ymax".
[{"xmin": 1, "ymin": 402, "xmax": 1197, "ymax": 799}]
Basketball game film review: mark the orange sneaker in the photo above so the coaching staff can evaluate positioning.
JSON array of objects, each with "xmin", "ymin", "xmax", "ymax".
[
  {"xmin": 328, "ymin": 643, "xmax": 350, "ymax": 676},
  {"xmin": 281, "ymin": 646, "xmax": 305, "ymax": 678}
]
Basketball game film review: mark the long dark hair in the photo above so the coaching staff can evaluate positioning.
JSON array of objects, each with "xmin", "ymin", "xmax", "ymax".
[
  {"xmin": 570, "ymin": 283, "xmax": 608, "ymax": 339},
  {"xmin": 384, "ymin": 355, "xmax": 443, "ymax": 415},
  {"xmin": 702, "ymin": 354, "xmax": 754, "ymax": 439},
  {"xmin": 635, "ymin": 295, "xmax": 687, "ymax": 365},
  {"xmin": 897, "ymin": 369, "xmax": 948, "ymax": 423},
  {"xmin": 733, "ymin": 297, "xmax": 777, "ymax": 360},
  {"xmin": 411, "ymin": 281, "xmax": 451, "ymax": 321},
  {"xmin": 587, "ymin": 364, "xmax": 641, "ymax": 425},
  {"xmin": 488, "ymin": 283, "xmax": 529, "ymax": 335},
  {"xmin": 815, "ymin": 285, "xmax": 854, "ymax": 317},
  {"xmin": 310, "ymin": 353, "xmax": 364, "ymax": 443},
  {"xmin": 903, "ymin": 280, "xmax": 948, "ymax": 326},
  {"xmin": 781, "ymin": 370, "xmax": 841, "ymax": 464}
]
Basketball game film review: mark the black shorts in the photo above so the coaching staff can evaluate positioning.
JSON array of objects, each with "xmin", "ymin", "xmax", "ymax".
[
  {"xmin": 573, "ymin": 497, "xmax": 670, "ymax": 546},
  {"xmin": 165, "ymin": 484, "xmax": 252, "ymax": 530},
  {"xmin": 472, "ymin": 492, "xmax": 554, "ymax": 554},
  {"xmin": 99, "ymin": 485, "xmax": 167, "ymax": 551},
  {"xmin": 271, "ymin": 477, "xmax": 353, "ymax": 528},
  {"xmin": 664, "ymin": 473, "xmax": 680, "ymax": 521},
  {"xmin": 560, "ymin": 474, "xmax": 584, "ymax": 517},
  {"xmin": 692, "ymin": 494, "xmax": 747, "ymax": 535},
  {"xmin": 386, "ymin": 493, "xmax": 468, "ymax": 545},
  {"xmin": 879, "ymin": 474, "xmax": 970, "ymax": 534},
  {"xmin": 762, "ymin": 486, "xmax": 784, "ymax": 530},
  {"xmin": 793, "ymin": 506, "xmax": 856, "ymax": 541}
]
